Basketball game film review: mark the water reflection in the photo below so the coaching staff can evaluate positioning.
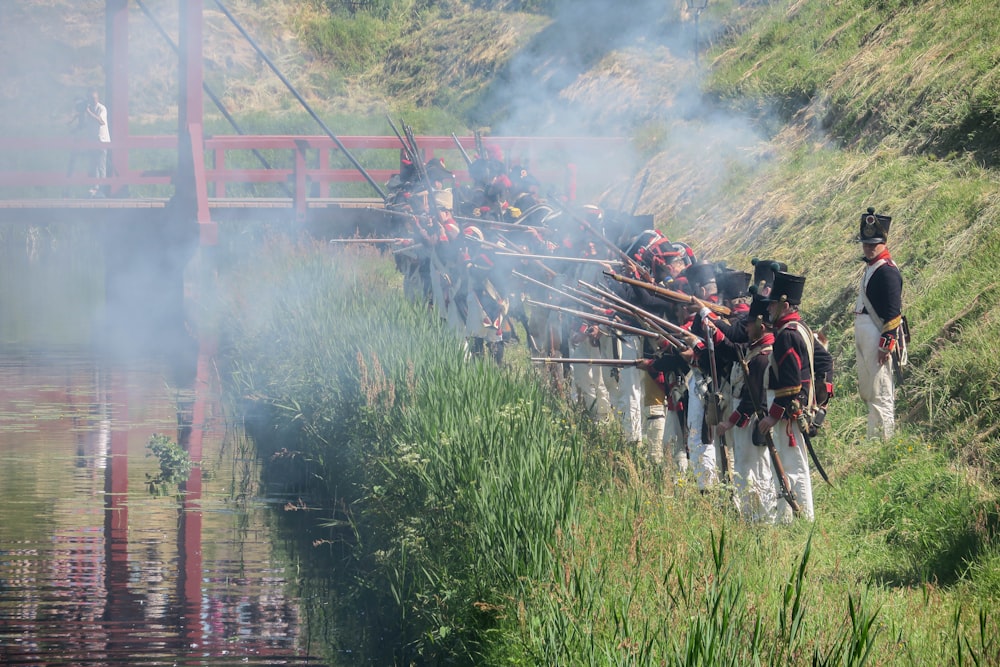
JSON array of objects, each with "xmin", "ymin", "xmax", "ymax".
[{"xmin": 0, "ymin": 343, "xmax": 330, "ymax": 666}]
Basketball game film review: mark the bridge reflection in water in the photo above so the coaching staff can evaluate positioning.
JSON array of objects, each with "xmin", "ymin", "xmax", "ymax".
[{"xmin": 0, "ymin": 340, "xmax": 333, "ymax": 665}]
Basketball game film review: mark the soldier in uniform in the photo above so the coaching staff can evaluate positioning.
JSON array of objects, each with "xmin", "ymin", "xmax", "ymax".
[
  {"xmin": 757, "ymin": 271, "xmax": 815, "ymax": 522},
  {"xmin": 854, "ymin": 207, "xmax": 903, "ymax": 440},
  {"xmin": 681, "ymin": 261, "xmax": 724, "ymax": 490},
  {"xmin": 715, "ymin": 291, "xmax": 778, "ymax": 523}
]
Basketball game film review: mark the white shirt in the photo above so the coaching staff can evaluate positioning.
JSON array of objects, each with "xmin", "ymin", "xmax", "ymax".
[{"xmin": 94, "ymin": 103, "xmax": 110, "ymax": 143}]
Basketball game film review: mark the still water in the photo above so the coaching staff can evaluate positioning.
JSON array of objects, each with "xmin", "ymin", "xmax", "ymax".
[
  {"xmin": 0, "ymin": 344, "xmax": 335, "ymax": 666},
  {"xmin": 0, "ymin": 233, "xmax": 338, "ymax": 665}
]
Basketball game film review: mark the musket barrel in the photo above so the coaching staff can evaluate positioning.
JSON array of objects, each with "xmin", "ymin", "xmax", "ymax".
[
  {"xmin": 604, "ymin": 271, "xmax": 731, "ymax": 316},
  {"xmin": 531, "ymin": 357, "xmax": 642, "ymax": 367}
]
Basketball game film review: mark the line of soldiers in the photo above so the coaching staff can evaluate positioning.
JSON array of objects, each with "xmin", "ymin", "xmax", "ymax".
[{"xmin": 361, "ymin": 144, "xmax": 838, "ymax": 524}]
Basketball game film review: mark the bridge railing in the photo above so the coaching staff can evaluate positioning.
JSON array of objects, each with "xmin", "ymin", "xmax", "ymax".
[{"xmin": 0, "ymin": 134, "xmax": 629, "ymax": 208}]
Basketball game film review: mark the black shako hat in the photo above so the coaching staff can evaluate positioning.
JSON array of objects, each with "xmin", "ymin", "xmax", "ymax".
[
  {"xmin": 750, "ymin": 258, "xmax": 787, "ymax": 292},
  {"xmin": 856, "ymin": 206, "xmax": 892, "ymax": 244},
  {"xmin": 718, "ymin": 269, "xmax": 751, "ymax": 301},
  {"xmin": 684, "ymin": 261, "xmax": 717, "ymax": 289},
  {"xmin": 763, "ymin": 270, "xmax": 806, "ymax": 306},
  {"xmin": 747, "ymin": 287, "xmax": 770, "ymax": 321}
]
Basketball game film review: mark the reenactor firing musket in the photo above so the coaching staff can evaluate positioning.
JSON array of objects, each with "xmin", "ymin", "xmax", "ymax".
[
  {"xmin": 736, "ymin": 348, "xmax": 803, "ymax": 516},
  {"xmin": 604, "ymin": 270, "xmax": 731, "ymax": 317},
  {"xmin": 531, "ymin": 357, "xmax": 646, "ymax": 367}
]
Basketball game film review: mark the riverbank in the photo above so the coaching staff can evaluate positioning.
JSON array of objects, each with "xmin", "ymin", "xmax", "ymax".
[{"xmin": 218, "ymin": 237, "xmax": 1000, "ymax": 665}]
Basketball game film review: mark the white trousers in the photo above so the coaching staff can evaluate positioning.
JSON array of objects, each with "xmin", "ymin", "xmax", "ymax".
[
  {"xmin": 731, "ymin": 424, "xmax": 777, "ymax": 524},
  {"xmin": 570, "ymin": 337, "xmax": 611, "ymax": 420},
  {"xmin": 769, "ymin": 417, "xmax": 815, "ymax": 523},
  {"xmin": 688, "ymin": 369, "xmax": 718, "ymax": 489},
  {"xmin": 600, "ymin": 335, "xmax": 643, "ymax": 442},
  {"xmin": 855, "ymin": 314, "xmax": 895, "ymax": 440}
]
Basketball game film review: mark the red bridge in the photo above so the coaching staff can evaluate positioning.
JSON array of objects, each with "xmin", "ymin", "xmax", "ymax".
[{"xmin": 0, "ymin": 1, "xmax": 625, "ymax": 246}]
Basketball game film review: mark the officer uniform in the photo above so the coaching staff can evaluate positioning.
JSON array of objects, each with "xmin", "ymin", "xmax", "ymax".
[{"xmin": 854, "ymin": 207, "xmax": 903, "ymax": 440}]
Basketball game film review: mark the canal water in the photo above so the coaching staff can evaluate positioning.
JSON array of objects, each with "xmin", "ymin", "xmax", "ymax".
[{"xmin": 0, "ymin": 231, "xmax": 343, "ymax": 665}]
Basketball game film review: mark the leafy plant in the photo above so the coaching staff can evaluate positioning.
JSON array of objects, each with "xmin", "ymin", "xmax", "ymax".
[{"xmin": 146, "ymin": 433, "xmax": 193, "ymax": 495}]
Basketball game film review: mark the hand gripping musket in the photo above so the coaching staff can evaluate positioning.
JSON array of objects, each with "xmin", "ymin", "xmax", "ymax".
[
  {"xmin": 736, "ymin": 348, "xmax": 802, "ymax": 516},
  {"xmin": 604, "ymin": 270, "xmax": 732, "ymax": 317}
]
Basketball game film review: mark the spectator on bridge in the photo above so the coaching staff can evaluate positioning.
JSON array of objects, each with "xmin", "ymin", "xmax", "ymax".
[{"xmin": 85, "ymin": 87, "xmax": 110, "ymax": 197}]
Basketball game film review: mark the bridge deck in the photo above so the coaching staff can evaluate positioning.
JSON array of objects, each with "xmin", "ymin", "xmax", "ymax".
[{"xmin": 0, "ymin": 197, "xmax": 384, "ymax": 210}]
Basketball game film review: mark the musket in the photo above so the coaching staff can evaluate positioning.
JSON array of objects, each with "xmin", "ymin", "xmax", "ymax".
[
  {"xmin": 548, "ymin": 197, "xmax": 652, "ymax": 281},
  {"xmin": 495, "ymin": 251, "xmax": 621, "ymax": 266},
  {"xmin": 374, "ymin": 205, "xmax": 549, "ymax": 233},
  {"xmin": 630, "ymin": 169, "xmax": 650, "ymax": 216},
  {"xmin": 704, "ymin": 313, "xmax": 733, "ymax": 486},
  {"xmin": 328, "ymin": 237, "xmax": 406, "ymax": 244},
  {"xmin": 514, "ymin": 269, "xmax": 667, "ymax": 344},
  {"xmin": 577, "ymin": 279, "xmax": 704, "ymax": 347},
  {"xmin": 736, "ymin": 348, "xmax": 802, "ymax": 516},
  {"xmin": 526, "ymin": 299, "xmax": 666, "ymax": 342},
  {"xmin": 513, "ymin": 270, "xmax": 607, "ymax": 313},
  {"xmin": 474, "ymin": 130, "xmax": 485, "ymax": 161},
  {"xmin": 452, "ymin": 215, "xmax": 548, "ymax": 232},
  {"xmin": 532, "ymin": 357, "xmax": 644, "ymax": 367},
  {"xmin": 565, "ymin": 283, "xmax": 690, "ymax": 351},
  {"xmin": 604, "ymin": 270, "xmax": 732, "ymax": 317},
  {"xmin": 451, "ymin": 133, "xmax": 474, "ymax": 168},
  {"xmin": 471, "ymin": 241, "xmax": 557, "ymax": 279}
]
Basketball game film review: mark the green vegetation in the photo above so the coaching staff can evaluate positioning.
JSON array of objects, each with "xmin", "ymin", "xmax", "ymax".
[
  {"xmin": 219, "ymin": 239, "xmax": 1000, "ymax": 664},
  {"xmin": 220, "ymin": 241, "xmax": 591, "ymax": 662},
  {"xmin": 146, "ymin": 433, "xmax": 193, "ymax": 494},
  {"xmin": 208, "ymin": 0, "xmax": 1000, "ymax": 664}
]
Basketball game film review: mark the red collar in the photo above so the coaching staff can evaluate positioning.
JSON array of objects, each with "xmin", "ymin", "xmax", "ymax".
[
  {"xmin": 866, "ymin": 249, "xmax": 892, "ymax": 266},
  {"xmin": 771, "ymin": 311, "xmax": 801, "ymax": 329},
  {"xmin": 752, "ymin": 332, "xmax": 775, "ymax": 348}
]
